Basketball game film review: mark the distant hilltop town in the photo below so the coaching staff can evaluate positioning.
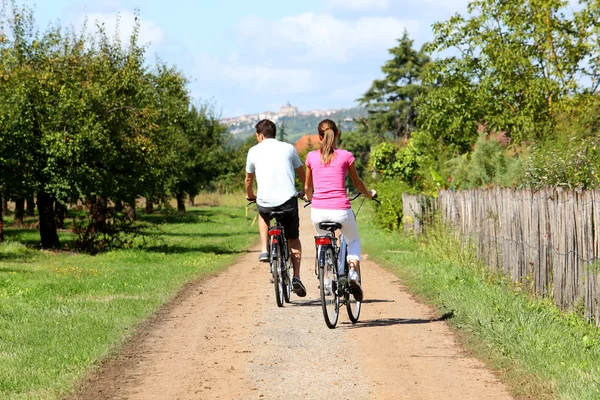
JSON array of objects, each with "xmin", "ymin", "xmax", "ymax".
[{"xmin": 221, "ymin": 103, "xmax": 358, "ymax": 135}]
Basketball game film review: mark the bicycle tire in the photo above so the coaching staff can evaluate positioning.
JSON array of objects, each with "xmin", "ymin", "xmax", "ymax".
[
  {"xmin": 319, "ymin": 246, "xmax": 339, "ymax": 329},
  {"xmin": 346, "ymin": 267, "xmax": 361, "ymax": 323},
  {"xmin": 271, "ymin": 238, "xmax": 284, "ymax": 307},
  {"xmin": 283, "ymin": 254, "xmax": 292, "ymax": 303}
]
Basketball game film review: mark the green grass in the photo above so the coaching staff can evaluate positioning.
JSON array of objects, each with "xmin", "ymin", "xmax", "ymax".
[
  {"xmin": 358, "ymin": 205, "xmax": 600, "ymax": 400},
  {"xmin": 0, "ymin": 206, "xmax": 257, "ymax": 399}
]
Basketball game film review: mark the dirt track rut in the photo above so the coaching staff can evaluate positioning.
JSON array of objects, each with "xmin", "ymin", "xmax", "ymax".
[{"xmin": 76, "ymin": 206, "xmax": 513, "ymax": 400}]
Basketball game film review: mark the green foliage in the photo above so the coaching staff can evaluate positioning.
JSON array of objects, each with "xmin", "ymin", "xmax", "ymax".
[
  {"xmin": 447, "ymin": 126, "xmax": 524, "ymax": 189},
  {"xmin": 371, "ymin": 179, "xmax": 412, "ymax": 231},
  {"xmin": 359, "ymin": 31, "xmax": 429, "ymax": 140},
  {"xmin": 0, "ymin": 2, "xmax": 231, "ymax": 247},
  {"xmin": 521, "ymin": 137, "xmax": 600, "ymax": 190},
  {"xmin": 418, "ymin": 0, "xmax": 600, "ymax": 147}
]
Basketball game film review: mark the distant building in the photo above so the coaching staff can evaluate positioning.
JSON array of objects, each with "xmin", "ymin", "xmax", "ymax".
[
  {"xmin": 294, "ymin": 134, "xmax": 321, "ymax": 153},
  {"xmin": 280, "ymin": 102, "xmax": 298, "ymax": 117}
]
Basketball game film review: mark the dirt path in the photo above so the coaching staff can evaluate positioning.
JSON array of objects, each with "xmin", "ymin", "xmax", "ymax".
[{"xmin": 75, "ymin": 206, "xmax": 513, "ymax": 400}]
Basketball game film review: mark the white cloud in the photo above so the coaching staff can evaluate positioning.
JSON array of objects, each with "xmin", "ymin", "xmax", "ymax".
[
  {"xmin": 74, "ymin": 10, "xmax": 165, "ymax": 49},
  {"xmin": 238, "ymin": 13, "xmax": 419, "ymax": 62},
  {"xmin": 324, "ymin": 0, "xmax": 390, "ymax": 10},
  {"xmin": 194, "ymin": 53, "xmax": 315, "ymax": 95}
]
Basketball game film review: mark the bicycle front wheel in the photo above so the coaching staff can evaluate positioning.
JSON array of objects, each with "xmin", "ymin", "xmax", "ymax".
[
  {"xmin": 271, "ymin": 240, "xmax": 284, "ymax": 307},
  {"xmin": 283, "ymin": 257, "xmax": 292, "ymax": 303},
  {"xmin": 346, "ymin": 268, "xmax": 361, "ymax": 323},
  {"xmin": 319, "ymin": 246, "xmax": 339, "ymax": 329}
]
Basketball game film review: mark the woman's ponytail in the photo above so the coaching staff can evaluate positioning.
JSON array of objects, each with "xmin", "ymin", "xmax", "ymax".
[{"xmin": 318, "ymin": 119, "xmax": 339, "ymax": 165}]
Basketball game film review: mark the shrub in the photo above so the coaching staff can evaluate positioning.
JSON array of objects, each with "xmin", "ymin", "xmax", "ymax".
[{"xmin": 371, "ymin": 178, "xmax": 413, "ymax": 231}]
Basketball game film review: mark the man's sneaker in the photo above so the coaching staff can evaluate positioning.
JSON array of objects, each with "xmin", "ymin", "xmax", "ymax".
[
  {"xmin": 292, "ymin": 277, "xmax": 307, "ymax": 297},
  {"xmin": 258, "ymin": 252, "xmax": 269, "ymax": 262},
  {"xmin": 348, "ymin": 270, "xmax": 363, "ymax": 302}
]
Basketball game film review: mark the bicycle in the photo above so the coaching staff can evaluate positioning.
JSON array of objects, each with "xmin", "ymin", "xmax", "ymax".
[
  {"xmin": 247, "ymin": 201, "xmax": 294, "ymax": 308},
  {"xmin": 305, "ymin": 193, "xmax": 379, "ymax": 329}
]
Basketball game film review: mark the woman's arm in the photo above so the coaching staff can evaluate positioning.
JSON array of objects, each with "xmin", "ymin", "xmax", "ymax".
[
  {"xmin": 304, "ymin": 165, "xmax": 314, "ymax": 201},
  {"xmin": 348, "ymin": 163, "xmax": 374, "ymax": 199}
]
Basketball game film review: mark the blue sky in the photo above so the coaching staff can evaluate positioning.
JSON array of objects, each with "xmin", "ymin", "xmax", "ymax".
[{"xmin": 30, "ymin": 0, "xmax": 470, "ymax": 117}]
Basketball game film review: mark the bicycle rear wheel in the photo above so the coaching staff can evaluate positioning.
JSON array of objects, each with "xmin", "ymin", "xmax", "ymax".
[
  {"xmin": 319, "ymin": 246, "xmax": 339, "ymax": 329},
  {"xmin": 346, "ymin": 268, "xmax": 361, "ymax": 323},
  {"xmin": 271, "ymin": 239, "xmax": 284, "ymax": 307}
]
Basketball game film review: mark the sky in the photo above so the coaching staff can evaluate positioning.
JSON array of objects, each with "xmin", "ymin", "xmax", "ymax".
[{"xmin": 29, "ymin": 0, "xmax": 471, "ymax": 118}]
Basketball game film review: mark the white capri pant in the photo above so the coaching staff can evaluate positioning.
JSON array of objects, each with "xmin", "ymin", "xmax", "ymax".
[{"xmin": 311, "ymin": 208, "xmax": 361, "ymax": 262}]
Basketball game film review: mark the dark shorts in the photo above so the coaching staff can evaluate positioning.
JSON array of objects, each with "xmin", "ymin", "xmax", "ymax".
[{"xmin": 257, "ymin": 197, "xmax": 300, "ymax": 240}]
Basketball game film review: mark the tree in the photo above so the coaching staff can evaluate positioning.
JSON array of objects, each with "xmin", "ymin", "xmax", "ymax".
[
  {"xmin": 417, "ymin": 0, "xmax": 600, "ymax": 148},
  {"xmin": 172, "ymin": 104, "xmax": 228, "ymax": 211},
  {"xmin": 359, "ymin": 30, "xmax": 430, "ymax": 140}
]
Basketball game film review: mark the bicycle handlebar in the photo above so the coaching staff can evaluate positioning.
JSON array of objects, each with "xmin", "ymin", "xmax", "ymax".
[{"xmin": 304, "ymin": 192, "xmax": 380, "ymax": 208}]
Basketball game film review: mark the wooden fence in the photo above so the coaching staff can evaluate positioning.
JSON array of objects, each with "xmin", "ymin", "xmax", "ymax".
[{"xmin": 404, "ymin": 188, "xmax": 600, "ymax": 320}]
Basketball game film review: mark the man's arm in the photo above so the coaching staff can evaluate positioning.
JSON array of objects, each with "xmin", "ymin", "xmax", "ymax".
[{"xmin": 245, "ymin": 172, "xmax": 256, "ymax": 200}]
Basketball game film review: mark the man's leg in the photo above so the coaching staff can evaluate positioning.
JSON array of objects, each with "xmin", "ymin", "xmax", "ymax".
[
  {"xmin": 288, "ymin": 238, "xmax": 302, "ymax": 279},
  {"xmin": 258, "ymin": 215, "xmax": 269, "ymax": 262}
]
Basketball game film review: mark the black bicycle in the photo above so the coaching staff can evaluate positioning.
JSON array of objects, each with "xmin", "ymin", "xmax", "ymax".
[
  {"xmin": 247, "ymin": 202, "xmax": 293, "ymax": 307},
  {"xmin": 306, "ymin": 193, "xmax": 379, "ymax": 328}
]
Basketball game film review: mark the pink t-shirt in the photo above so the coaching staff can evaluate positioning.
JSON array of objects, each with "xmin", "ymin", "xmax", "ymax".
[{"xmin": 306, "ymin": 149, "xmax": 355, "ymax": 209}]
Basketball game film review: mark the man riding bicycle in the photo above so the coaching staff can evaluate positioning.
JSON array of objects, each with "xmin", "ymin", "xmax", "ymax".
[{"xmin": 245, "ymin": 119, "xmax": 307, "ymax": 297}]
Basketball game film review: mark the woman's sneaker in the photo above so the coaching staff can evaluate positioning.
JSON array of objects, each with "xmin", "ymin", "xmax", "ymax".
[{"xmin": 348, "ymin": 270, "xmax": 363, "ymax": 302}]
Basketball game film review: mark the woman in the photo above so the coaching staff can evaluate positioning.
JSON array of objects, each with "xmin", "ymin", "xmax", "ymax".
[{"xmin": 304, "ymin": 119, "xmax": 375, "ymax": 301}]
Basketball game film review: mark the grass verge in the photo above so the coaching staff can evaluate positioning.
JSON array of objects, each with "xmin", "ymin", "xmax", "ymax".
[
  {"xmin": 358, "ymin": 205, "xmax": 600, "ymax": 400},
  {"xmin": 0, "ymin": 205, "xmax": 256, "ymax": 399}
]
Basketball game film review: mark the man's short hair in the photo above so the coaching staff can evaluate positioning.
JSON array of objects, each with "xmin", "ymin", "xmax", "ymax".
[{"xmin": 255, "ymin": 119, "xmax": 277, "ymax": 139}]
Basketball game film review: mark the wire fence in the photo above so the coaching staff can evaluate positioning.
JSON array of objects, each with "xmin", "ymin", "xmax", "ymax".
[{"xmin": 403, "ymin": 188, "xmax": 600, "ymax": 323}]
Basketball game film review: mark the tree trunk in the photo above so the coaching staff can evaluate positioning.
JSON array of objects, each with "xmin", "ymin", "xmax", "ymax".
[
  {"xmin": 176, "ymin": 193, "xmax": 186, "ymax": 213},
  {"xmin": 37, "ymin": 192, "xmax": 59, "ymax": 249},
  {"xmin": 26, "ymin": 196, "xmax": 36, "ymax": 216},
  {"xmin": 0, "ymin": 194, "xmax": 4, "ymax": 242},
  {"xmin": 2, "ymin": 197, "xmax": 7, "ymax": 216},
  {"xmin": 114, "ymin": 199, "xmax": 123, "ymax": 213},
  {"xmin": 127, "ymin": 198, "xmax": 137, "ymax": 220},
  {"xmin": 88, "ymin": 196, "xmax": 108, "ymax": 232},
  {"xmin": 189, "ymin": 195, "xmax": 195, "ymax": 206},
  {"xmin": 12, "ymin": 198, "xmax": 24, "ymax": 227},
  {"xmin": 55, "ymin": 201, "xmax": 66, "ymax": 230},
  {"xmin": 145, "ymin": 199, "xmax": 154, "ymax": 214}
]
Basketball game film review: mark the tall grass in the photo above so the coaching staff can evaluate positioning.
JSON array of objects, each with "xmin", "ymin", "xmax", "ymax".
[{"xmin": 358, "ymin": 205, "xmax": 600, "ymax": 400}]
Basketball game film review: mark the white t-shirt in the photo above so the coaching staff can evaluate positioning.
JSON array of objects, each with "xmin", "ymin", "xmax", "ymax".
[{"xmin": 246, "ymin": 138, "xmax": 302, "ymax": 207}]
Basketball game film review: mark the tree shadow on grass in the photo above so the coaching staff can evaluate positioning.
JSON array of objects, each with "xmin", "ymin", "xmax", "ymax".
[
  {"xmin": 143, "ymin": 244, "xmax": 251, "ymax": 255},
  {"xmin": 139, "ymin": 209, "xmax": 246, "ymax": 225},
  {"xmin": 160, "ymin": 232, "xmax": 250, "ymax": 238}
]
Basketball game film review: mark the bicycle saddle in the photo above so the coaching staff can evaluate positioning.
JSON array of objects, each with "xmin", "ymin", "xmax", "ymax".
[
  {"xmin": 319, "ymin": 222, "xmax": 342, "ymax": 232},
  {"xmin": 268, "ymin": 210, "xmax": 286, "ymax": 219}
]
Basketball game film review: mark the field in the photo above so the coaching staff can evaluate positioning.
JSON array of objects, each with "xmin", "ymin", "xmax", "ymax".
[{"xmin": 0, "ymin": 200, "xmax": 256, "ymax": 399}]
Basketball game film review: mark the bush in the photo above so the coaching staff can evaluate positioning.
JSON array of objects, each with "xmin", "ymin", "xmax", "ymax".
[
  {"xmin": 372, "ymin": 179, "xmax": 412, "ymax": 231},
  {"xmin": 447, "ymin": 126, "xmax": 523, "ymax": 189}
]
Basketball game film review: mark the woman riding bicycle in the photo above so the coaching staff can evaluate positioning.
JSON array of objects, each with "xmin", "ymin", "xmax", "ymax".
[{"xmin": 304, "ymin": 119, "xmax": 375, "ymax": 301}]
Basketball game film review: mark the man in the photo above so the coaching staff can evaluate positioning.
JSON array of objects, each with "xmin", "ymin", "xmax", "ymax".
[{"xmin": 245, "ymin": 119, "xmax": 307, "ymax": 297}]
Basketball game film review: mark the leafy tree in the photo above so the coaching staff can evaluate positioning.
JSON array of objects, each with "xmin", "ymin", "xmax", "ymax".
[
  {"xmin": 173, "ymin": 104, "xmax": 229, "ymax": 210},
  {"xmin": 418, "ymin": 0, "xmax": 600, "ymax": 148},
  {"xmin": 359, "ymin": 31, "xmax": 430, "ymax": 140}
]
